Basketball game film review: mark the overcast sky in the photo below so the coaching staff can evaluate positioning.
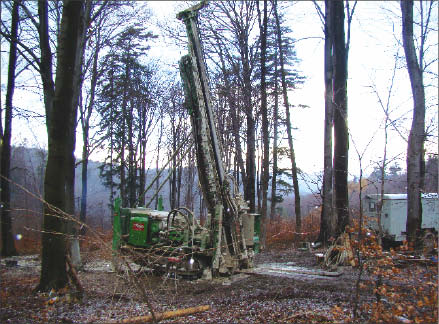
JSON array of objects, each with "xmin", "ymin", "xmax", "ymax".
[
  {"xmin": 147, "ymin": 1, "xmax": 438, "ymax": 178},
  {"xmin": 2, "ymin": 1, "xmax": 438, "ymax": 182}
]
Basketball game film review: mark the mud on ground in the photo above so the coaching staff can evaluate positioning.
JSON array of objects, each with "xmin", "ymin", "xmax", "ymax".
[{"xmin": 1, "ymin": 247, "xmax": 371, "ymax": 323}]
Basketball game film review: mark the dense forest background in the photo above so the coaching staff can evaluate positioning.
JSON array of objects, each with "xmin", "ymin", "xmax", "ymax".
[
  {"xmin": 1, "ymin": 0, "xmax": 437, "ymax": 256},
  {"xmin": 8, "ymin": 145, "xmax": 438, "ymax": 237}
]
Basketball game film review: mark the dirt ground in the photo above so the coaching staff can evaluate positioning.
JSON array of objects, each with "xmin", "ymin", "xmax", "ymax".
[{"xmin": 0, "ymin": 245, "xmax": 376, "ymax": 324}]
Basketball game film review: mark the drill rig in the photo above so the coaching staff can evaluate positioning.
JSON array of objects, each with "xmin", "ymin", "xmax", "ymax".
[{"xmin": 112, "ymin": 1, "xmax": 259, "ymax": 278}]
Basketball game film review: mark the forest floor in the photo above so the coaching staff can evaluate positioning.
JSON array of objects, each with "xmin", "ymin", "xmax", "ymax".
[{"xmin": 0, "ymin": 243, "xmax": 434, "ymax": 323}]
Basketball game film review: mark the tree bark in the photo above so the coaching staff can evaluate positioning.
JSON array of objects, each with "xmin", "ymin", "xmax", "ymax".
[
  {"xmin": 68, "ymin": 0, "xmax": 91, "ymax": 268},
  {"xmin": 318, "ymin": 0, "xmax": 334, "ymax": 244},
  {"xmin": 38, "ymin": 0, "xmax": 86, "ymax": 291},
  {"xmin": 332, "ymin": 0, "xmax": 349, "ymax": 237},
  {"xmin": 1, "ymin": 0, "xmax": 21, "ymax": 257},
  {"xmin": 401, "ymin": 0, "xmax": 425, "ymax": 246}
]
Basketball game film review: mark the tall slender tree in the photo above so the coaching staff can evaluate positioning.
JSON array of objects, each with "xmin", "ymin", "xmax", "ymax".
[
  {"xmin": 317, "ymin": 0, "xmax": 334, "ymax": 244},
  {"xmin": 273, "ymin": 0, "xmax": 302, "ymax": 233},
  {"xmin": 401, "ymin": 0, "xmax": 426, "ymax": 246},
  {"xmin": 79, "ymin": 3, "xmax": 115, "ymax": 232},
  {"xmin": 1, "ymin": 0, "xmax": 21, "ymax": 257},
  {"xmin": 332, "ymin": 0, "xmax": 349, "ymax": 236},
  {"xmin": 257, "ymin": 0, "xmax": 269, "ymax": 246},
  {"xmin": 314, "ymin": 0, "xmax": 356, "ymax": 241},
  {"xmin": 269, "ymin": 47, "xmax": 280, "ymax": 219}
]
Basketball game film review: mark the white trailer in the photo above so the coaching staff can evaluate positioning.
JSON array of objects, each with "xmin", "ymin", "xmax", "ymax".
[{"xmin": 363, "ymin": 193, "xmax": 438, "ymax": 242}]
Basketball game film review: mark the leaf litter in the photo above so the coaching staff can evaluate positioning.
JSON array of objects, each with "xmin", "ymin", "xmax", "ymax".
[{"xmin": 0, "ymin": 247, "xmax": 414, "ymax": 323}]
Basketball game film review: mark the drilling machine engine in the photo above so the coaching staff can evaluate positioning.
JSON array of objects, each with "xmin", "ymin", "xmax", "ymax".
[{"xmin": 112, "ymin": 1, "xmax": 259, "ymax": 279}]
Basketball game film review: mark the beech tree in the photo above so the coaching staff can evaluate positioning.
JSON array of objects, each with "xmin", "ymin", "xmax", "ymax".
[
  {"xmin": 201, "ymin": 1, "xmax": 259, "ymax": 213},
  {"xmin": 316, "ymin": 0, "xmax": 334, "ymax": 244},
  {"xmin": 314, "ymin": 0, "xmax": 356, "ymax": 242},
  {"xmin": 37, "ymin": 0, "xmax": 88, "ymax": 291},
  {"xmin": 400, "ymin": 0, "xmax": 427, "ymax": 246},
  {"xmin": 332, "ymin": 0, "xmax": 349, "ymax": 236},
  {"xmin": 1, "ymin": 0, "xmax": 21, "ymax": 257}
]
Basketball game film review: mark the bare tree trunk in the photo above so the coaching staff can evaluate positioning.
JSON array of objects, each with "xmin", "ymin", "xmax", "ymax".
[
  {"xmin": 214, "ymin": 39, "xmax": 247, "ymax": 191},
  {"xmin": 256, "ymin": 135, "xmax": 261, "ymax": 212},
  {"xmin": 79, "ymin": 4, "xmax": 108, "ymax": 230},
  {"xmin": 170, "ymin": 106, "xmax": 177, "ymax": 210},
  {"xmin": 257, "ymin": 0, "xmax": 269, "ymax": 247},
  {"xmin": 238, "ymin": 3, "xmax": 256, "ymax": 213},
  {"xmin": 80, "ymin": 39, "xmax": 100, "ymax": 231},
  {"xmin": 199, "ymin": 194, "xmax": 205, "ymax": 225},
  {"xmin": 318, "ymin": 0, "xmax": 334, "ymax": 244},
  {"xmin": 177, "ymin": 151, "xmax": 183, "ymax": 207},
  {"xmin": 273, "ymin": 0, "xmax": 301, "ymax": 233},
  {"xmin": 127, "ymin": 98, "xmax": 135, "ymax": 207},
  {"xmin": 401, "ymin": 0, "xmax": 425, "ymax": 246},
  {"xmin": 138, "ymin": 97, "xmax": 147, "ymax": 206},
  {"xmin": 207, "ymin": 2, "xmax": 255, "ymax": 210},
  {"xmin": 155, "ymin": 117, "xmax": 163, "ymax": 209},
  {"xmin": 332, "ymin": 0, "xmax": 349, "ymax": 236},
  {"xmin": 38, "ymin": 0, "xmax": 86, "ymax": 291},
  {"xmin": 68, "ymin": 0, "xmax": 91, "ymax": 268},
  {"xmin": 185, "ymin": 150, "xmax": 195, "ymax": 210},
  {"xmin": 109, "ymin": 72, "xmax": 115, "ymax": 222},
  {"xmin": 120, "ymin": 70, "xmax": 127, "ymax": 206},
  {"xmin": 244, "ymin": 77, "xmax": 256, "ymax": 213},
  {"xmin": 270, "ymin": 49, "xmax": 280, "ymax": 220},
  {"xmin": 38, "ymin": 0, "xmax": 55, "ymax": 132},
  {"xmin": 374, "ymin": 53, "xmax": 399, "ymax": 247},
  {"xmin": 139, "ymin": 141, "xmax": 146, "ymax": 206},
  {"xmin": 376, "ymin": 129, "xmax": 388, "ymax": 247},
  {"xmin": 1, "ymin": 0, "xmax": 20, "ymax": 257}
]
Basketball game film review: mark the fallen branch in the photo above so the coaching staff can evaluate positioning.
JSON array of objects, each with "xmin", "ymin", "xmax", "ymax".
[
  {"xmin": 113, "ymin": 305, "xmax": 210, "ymax": 323},
  {"xmin": 240, "ymin": 267, "xmax": 342, "ymax": 277},
  {"xmin": 264, "ymin": 267, "xmax": 342, "ymax": 277}
]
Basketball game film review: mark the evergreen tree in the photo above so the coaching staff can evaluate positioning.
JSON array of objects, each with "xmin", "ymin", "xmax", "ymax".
[{"xmin": 96, "ymin": 27, "xmax": 157, "ymax": 207}]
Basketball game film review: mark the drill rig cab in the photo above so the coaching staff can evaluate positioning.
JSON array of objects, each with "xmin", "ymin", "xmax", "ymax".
[{"xmin": 112, "ymin": 1, "xmax": 260, "ymax": 279}]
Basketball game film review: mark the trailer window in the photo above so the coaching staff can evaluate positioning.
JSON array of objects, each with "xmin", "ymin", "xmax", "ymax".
[{"xmin": 369, "ymin": 202, "xmax": 376, "ymax": 212}]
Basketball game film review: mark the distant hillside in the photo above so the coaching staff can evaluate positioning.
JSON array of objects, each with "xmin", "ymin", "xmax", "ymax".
[
  {"xmin": 9, "ymin": 146, "xmax": 173, "ymax": 230},
  {"xmin": 8, "ymin": 146, "xmax": 346, "ymax": 234}
]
